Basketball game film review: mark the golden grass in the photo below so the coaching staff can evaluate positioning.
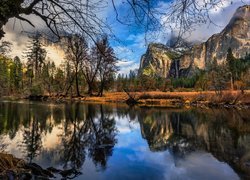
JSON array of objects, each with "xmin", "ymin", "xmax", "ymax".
[{"xmin": 79, "ymin": 90, "xmax": 250, "ymax": 107}]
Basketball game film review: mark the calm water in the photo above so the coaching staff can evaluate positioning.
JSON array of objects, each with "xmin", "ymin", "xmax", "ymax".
[{"xmin": 0, "ymin": 101, "xmax": 250, "ymax": 180}]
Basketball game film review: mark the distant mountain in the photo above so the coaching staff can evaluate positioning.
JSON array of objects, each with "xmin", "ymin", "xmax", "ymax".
[{"xmin": 139, "ymin": 5, "xmax": 250, "ymax": 78}]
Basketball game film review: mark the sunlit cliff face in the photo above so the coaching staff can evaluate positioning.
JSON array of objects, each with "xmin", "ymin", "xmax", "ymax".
[
  {"xmin": 43, "ymin": 44, "xmax": 66, "ymax": 66},
  {"xmin": 139, "ymin": 5, "xmax": 250, "ymax": 78}
]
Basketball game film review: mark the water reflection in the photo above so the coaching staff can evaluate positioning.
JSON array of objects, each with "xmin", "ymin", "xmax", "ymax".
[
  {"xmin": 137, "ymin": 108, "xmax": 250, "ymax": 178},
  {"xmin": 0, "ymin": 101, "xmax": 249, "ymax": 179},
  {"xmin": 60, "ymin": 103, "xmax": 117, "ymax": 169}
]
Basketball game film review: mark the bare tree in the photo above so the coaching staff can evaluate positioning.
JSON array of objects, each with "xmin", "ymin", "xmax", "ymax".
[
  {"xmin": 0, "ymin": 0, "xmax": 237, "ymax": 42},
  {"xmin": 65, "ymin": 35, "xmax": 88, "ymax": 97},
  {"xmin": 82, "ymin": 45, "xmax": 102, "ymax": 96},
  {"xmin": 112, "ymin": 0, "xmax": 237, "ymax": 44},
  {"xmin": 95, "ymin": 36, "xmax": 118, "ymax": 96},
  {"xmin": 0, "ymin": 0, "xmax": 110, "ymax": 40}
]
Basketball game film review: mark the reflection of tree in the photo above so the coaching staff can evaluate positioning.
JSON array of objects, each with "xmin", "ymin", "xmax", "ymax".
[
  {"xmin": 0, "ymin": 137, "xmax": 6, "ymax": 152},
  {"xmin": 61, "ymin": 102, "xmax": 88, "ymax": 169},
  {"xmin": 0, "ymin": 102, "xmax": 22, "ymax": 139},
  {"xmin": 88, "ymin": 105, "xmax": 117, "ymax": 169},
  {"xmin": 19, "ymin": 102, "xmax": 55, "ymax": 163},
  {"xmin": 60, "ymin": 103, "xmax": 117, "ymax": 170},
  {"xmin": 22, "ymin": 117, "xmax": 42, "ymax": 163}
]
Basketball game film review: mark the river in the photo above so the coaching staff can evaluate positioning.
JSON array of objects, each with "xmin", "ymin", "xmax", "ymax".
[{"xmin": 0, "ymin": 101, "xmax": 249, "ymax": 179}]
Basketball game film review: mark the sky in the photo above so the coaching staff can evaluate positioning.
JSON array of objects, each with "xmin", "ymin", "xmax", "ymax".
[{"xmin": 2, "ymin": 0, "xmax": 250, "ymax": 75}]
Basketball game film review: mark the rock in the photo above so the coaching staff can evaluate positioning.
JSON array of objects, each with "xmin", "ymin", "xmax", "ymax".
[
  {"xmin": 47, "ymin": 167, "xmax": 62, "ymax": 173},
  {"xmin": 139, "ymin": 43, "xmax": 181, "ymax": 78},
  {"xmin": 25, "ymin": 163, "xmax": 54, "ymax": 178},
  {"xmin": 19, "ymin": 172, "xmax": 32, "ymax": 180},
  {"xmin": 139, "ymin": 5, "xmax": 250, "ymax": 78},
  {"xmin": 59, "ymin": 168, "xmax": 81, "ymax": 178},
  {"xmin": 180, "ymin": 5, "xmax": 250, "ymax": 76}
]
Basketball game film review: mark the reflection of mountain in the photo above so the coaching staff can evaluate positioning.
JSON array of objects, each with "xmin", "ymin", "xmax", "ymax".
[
  {"xmin": 139, "ymin": 110, "xmax": 173, "ymax": 151},
  {"xmin": 138, "ymin": 108, "xmax": 250, "ymax": 179},
  {"xmin": 1, "ymin": 101, "xmax": 250, "ymax": 179}
]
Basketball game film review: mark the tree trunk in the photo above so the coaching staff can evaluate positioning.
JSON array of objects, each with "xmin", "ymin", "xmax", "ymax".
[
  {"xmin": 230, "ymin": 73, "xmax": 234, "ymax": 90},
  {"xmin": 75, "ymin": 71, "xmax": 81, "ymax": 97},
  {"xmin": 64, "ymin": 76, "xmax": 75, "ymax": 96},
  {"xmin": 88, "ymin": 84, "xmax": 93, "ymax": 96},
  {"xmin": 98, "ymin": 81, "xmax": 104, "ymax": 97}
]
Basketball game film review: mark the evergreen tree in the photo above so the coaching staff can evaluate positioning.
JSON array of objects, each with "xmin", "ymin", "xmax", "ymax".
[
  {"xmin": 226, "ymin": 48, "xmax": 236, "ymax": 87},
  {"xmin": 13, "ymin": 56, "xmax": 23, "ymax": 91},
  {"xmin": 26, "ymin": 34, "xmax": 47, "ymax": 82}
]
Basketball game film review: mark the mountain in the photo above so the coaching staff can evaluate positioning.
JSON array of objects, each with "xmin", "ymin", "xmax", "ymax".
[
  {"xmin": 139, "ymin": 43, "xmax": 181, "ymax": 77},
  {"xmin": 139, "ymin": 5, "xmax": 250, "ymax": 78}
]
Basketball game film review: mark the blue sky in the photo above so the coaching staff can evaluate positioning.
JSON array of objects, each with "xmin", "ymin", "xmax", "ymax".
[
  {"xmin": 2, "ymin": 0, "xmax": 249, "ymax": 75},
  {"xmin": 106, "ymin": 0, "xmax": 249, "ymax": 75}
]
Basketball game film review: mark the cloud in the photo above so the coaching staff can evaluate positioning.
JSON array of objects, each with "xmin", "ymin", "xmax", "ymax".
[
  {"xmin": 117, "ymin": 59, "xmax": 140, "ymax": 75},
  {"xmin": 156, "ymin": 0, "xmax": 249, "ymax": 42},
  {"xmin": 2, "ymin": 0, "xmax": 249, "ymax": 74},
  {"xmin": 186, "ymin": 0, "xmax": 248, "ymax": 42}
]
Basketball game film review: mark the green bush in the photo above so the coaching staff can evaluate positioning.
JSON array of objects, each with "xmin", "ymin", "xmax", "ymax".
[{"xmin": 30, "ymin": 85, "xmax": 43, "ymax": 95}]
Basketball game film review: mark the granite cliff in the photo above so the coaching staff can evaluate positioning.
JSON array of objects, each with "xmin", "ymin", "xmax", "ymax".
[
  {"xmin": 139, "ymin": 5, "xmax": 250, "ymax": 78},
  {"xmin": 139, "ymin": 43, "xmax": 181, "ymax": 77}
]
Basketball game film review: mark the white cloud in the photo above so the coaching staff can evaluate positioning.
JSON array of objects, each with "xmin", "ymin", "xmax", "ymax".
[
  {"xmin": 117, "ymin": 59, "xmax": 140, "ymax": 75},
  {"xmin": 2, "ymin": 0, "xmax": 249, "ymax": 74},
  {"xmin": 156, "ymin": 0, "xmax": 249, "ymax": 42},
  {"xmin": 186, "ymin": 0, "xmax": 249, "ymax": 42},
  {"xmin": 114, "ymin": 46, "xmax": 133, "ymax": 58},
  {"xmin": 117, "ymin": 60, "xmax": 135, "ymax": 66}
]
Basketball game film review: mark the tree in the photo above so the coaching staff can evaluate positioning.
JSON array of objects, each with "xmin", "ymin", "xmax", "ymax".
[
  {"xmin": 26, "ymin": 34, "xmax": 47, "ymax": 82},
  {"xmin": 208, "ymin": 58, "xmax": 228, "ymax": 95},
  {"xmin": 0, "ymin": 41, "xmax": 12, "ymax": 55},
  {"xmin": 65, "ymin": 35, "xmax": 88, "ymax": 97},
  {"xmin": 0, "ymin": 0, "xmax": 237, "ymax": 44},
  {"xmin": 0, "ymin": 0, "xmax": 111, "ymax": 40},
  {"xmin": 111, "ymin": 0, "xmax": 237, "ymax": 44},
  {"xmin": 53, "ymin": 67, "xmax": 65, "ymax": 95},
  {"xmin": 195, "ymin": 72, "xmax": 209, "ymax": 91},
  {"xmin": 63, "ymin": 61, "xmax": 75, "ymax": 96},
  {"xmin": 9, "ymin": 56, "xmax": 23, "ymax": 92},
  {"xmin": 82, "ymin": 44, "xmax": 104, "ymax": 96},
  {"xmin": 95, "ymin": 37, "xmax": 118, "ymax": 96},
  {"xmin": 41, "ymin": 60, "xmax": 56, "ymax": 95},
  {"xmin": 0, "ymin": 55, "xmax": 10, "ymax": 95},
  {"xmin": 226, "ymin": 48, "xmax": 236, "ymax": 89}
]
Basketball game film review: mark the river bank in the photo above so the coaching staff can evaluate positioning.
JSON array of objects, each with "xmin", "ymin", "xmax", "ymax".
[{"xmin": 1, "ymin": 90, "xmax": 250, "ymax": 108}]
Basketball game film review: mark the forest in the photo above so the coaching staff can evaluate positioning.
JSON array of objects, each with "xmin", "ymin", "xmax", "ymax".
[
  {"xmin": 0, "ymin": 37, "xmax": 249, "ymax": 98},
  {"xmin": 0, "ymin": 34, "xmax": 118, "ymax": 97},
  {"xmin": 0, "ymin": 0, "xmax": 249, "ymax": 98}
]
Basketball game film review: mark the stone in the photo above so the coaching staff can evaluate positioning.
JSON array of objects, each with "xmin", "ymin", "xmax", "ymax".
[{"xmin": 139, "ymin": 5, "xmax": 250, "ymax": 78}]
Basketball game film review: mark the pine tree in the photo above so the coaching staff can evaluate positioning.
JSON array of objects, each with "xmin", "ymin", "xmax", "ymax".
[{"xmin": 26, "ymin": 34, "xmax": 47, "ymax": 82}]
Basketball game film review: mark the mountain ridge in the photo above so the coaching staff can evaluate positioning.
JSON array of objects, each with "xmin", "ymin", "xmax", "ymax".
[{"xmin": 139, "ymin": 5, "xmax": 250, "ymax": 78}]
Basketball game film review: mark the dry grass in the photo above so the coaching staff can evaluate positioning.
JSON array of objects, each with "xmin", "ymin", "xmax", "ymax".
[{"xmin": 79, "ymin": 90, "xmax": 250, "ymax": 107}]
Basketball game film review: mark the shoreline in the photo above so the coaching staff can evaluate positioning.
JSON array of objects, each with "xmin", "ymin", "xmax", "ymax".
[{"xmin": 0, "ymin": 90, "xmax": 250, "ymax": 108}]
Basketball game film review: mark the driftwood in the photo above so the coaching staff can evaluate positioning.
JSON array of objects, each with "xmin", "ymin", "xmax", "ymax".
[{"xmin": 123, "ymin": 89, "xmax": 139, "ymax": 105}]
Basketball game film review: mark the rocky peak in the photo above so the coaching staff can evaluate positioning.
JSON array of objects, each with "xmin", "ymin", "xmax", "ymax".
[
  {"xmin": 139, "ymin": 5, "xmax": 250, "ymax": 78},
  {"xmin": 139, "ymin": 43, "xmax": 181, "ymax": 77},
  {"xmin": 222, "ymin": 5, "xmax": 250, "ymax": 36}
]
